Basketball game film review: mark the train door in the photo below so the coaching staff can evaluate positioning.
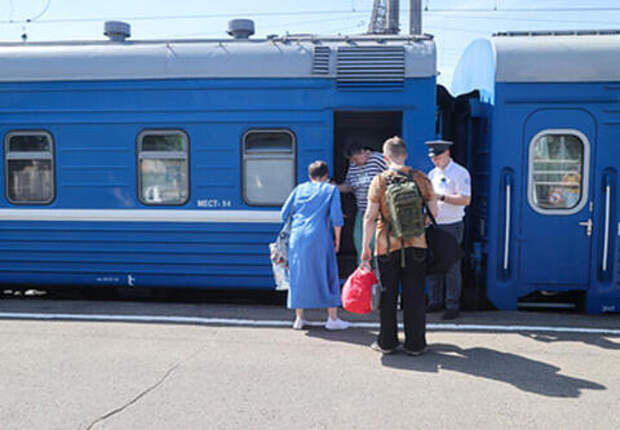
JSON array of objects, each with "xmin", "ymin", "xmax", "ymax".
[
  {"xmin": 333, "ymin": 111, "xmax": 402, "ymax": 278},
  {"xmin": 519, "ymin": 109, "xmax": 596, "ymax": 289}
]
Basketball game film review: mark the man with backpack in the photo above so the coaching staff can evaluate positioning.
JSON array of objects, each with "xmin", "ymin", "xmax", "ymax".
[{"xmin": 361, "ymin": 136, "xmax": 437, "ymax": 355}]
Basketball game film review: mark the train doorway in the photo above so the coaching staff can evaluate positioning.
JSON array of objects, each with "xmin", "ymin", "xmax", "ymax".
[
  {"xmin": 333, "ymin": 111, "xmax": 403, "ymax": 278},
  {"xmin": 519, "ymin": 110, "xmax": 596, "ymax": 290}
]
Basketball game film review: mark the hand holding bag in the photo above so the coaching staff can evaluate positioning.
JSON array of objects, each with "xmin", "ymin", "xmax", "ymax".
[
  {"xmin": 269, "ymin": 216, "xmax": 292, "ymax": 291},
  {"xmin": 342, "ymin": 262, "xmax": 380, "ymax": 314}
]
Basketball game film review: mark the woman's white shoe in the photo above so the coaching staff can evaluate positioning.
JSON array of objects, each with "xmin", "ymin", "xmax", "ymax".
[
  {"xmin": 325, "ymin": 318, "xmax": 349, "ymax": 330},
  {"xmin": 292, "ymin": 318, "xmax": 307, "ymax": 330}
]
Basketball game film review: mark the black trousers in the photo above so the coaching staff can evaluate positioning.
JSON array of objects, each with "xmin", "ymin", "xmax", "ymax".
[
  {"xmin": 427, "ymin": 221, "xmax": 464, "ymax": 311},
  {"xmin": 376, "ymin": 247, "xmax": 427, "ymax": 351}
]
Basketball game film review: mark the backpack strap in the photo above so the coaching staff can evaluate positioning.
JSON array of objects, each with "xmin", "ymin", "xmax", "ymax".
[
  {"xmin": 411, "ymin": 176, "xmax": 438, "ymax": 228},
  {"xmin": 389, "ymin": 167, "xmax": 413, "ymax": 180},
  {"xmin": 379, "ymin": 172, "xmax": 392, "ymax": 260}
]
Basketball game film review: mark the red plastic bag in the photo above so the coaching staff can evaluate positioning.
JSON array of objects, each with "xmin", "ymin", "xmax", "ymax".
[{"xmin": 342, "ymin": 262, "xmax": 378, "ymax": 314}]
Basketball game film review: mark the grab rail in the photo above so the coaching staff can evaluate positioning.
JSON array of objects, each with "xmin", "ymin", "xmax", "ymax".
[
  {"xmin": 602, "ymin": 176, "xmax": 611, "ymax": 272},
  {"xmin": 503, "ymin": 174, "xmax": 512, "ymax": 272}
]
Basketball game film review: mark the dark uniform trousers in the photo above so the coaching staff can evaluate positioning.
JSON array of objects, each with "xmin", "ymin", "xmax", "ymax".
[
  {"xmin": 427, "ymin": 221, "xmax": 464, "ymax": 311},
  {"xmin": 376, "ymin": 247, "xmax": 427, "ymax": 351}
]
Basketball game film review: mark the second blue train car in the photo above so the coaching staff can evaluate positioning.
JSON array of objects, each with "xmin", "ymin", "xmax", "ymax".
[{"xmin": 451, "ymin": 31, "xmax": 620, "ymax": 313}]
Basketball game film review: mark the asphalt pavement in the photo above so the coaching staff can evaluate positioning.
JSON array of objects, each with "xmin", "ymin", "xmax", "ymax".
[{"xmin": 0, "ymin": 296, "xmax": 619, "ymax": 429}]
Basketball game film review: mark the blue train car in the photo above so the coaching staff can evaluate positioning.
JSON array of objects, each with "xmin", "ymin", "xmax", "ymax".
[
  {"xmin": 0, "ymin": 26, "xmax": 437, "ymax": 291},
  {"xmin": 451, "ymin": 31, "xmax": 620, "ymax": 313}
]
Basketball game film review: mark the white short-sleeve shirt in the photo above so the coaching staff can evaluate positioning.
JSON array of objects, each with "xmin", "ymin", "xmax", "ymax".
[{"xmin": 428, "ymin": 159, "xmax": 471, "ymax": 225}]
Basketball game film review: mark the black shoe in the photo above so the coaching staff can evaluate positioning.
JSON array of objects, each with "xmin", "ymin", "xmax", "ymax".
[
  {"xmin": 370, "ymin": 341, "xmax": 396, "ymax": 355},
  {"xmin": 404, "ymin": 346, "xmax": 428, "ymax": 356},
  {"xmin": 442, "ymin": 309, "xmax": 460, "ymax": 320},
  {"xmin": 426, "ymin": 303, "xmax": 442, "ymax": 313}
]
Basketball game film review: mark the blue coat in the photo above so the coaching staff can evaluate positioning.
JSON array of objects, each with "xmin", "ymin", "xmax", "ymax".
[{"xmin": 281, "ymin": 181, "xmax": 344, "ymax": 309}]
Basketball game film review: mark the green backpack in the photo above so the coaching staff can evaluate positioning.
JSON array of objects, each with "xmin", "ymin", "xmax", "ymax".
[{"xmin": 382, "ymin": 168, "xmax": 425, "ymax": 267}]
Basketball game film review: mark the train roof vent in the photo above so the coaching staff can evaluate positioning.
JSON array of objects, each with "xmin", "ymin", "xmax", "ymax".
[
  {"xmin": 312, "ymin": 46, "xmax": 330, "ymax": 75},
  {"xmin": 336, "ymin": 46, "xmax": 405, "ymax": 90},
  {"xmin": 227, "ymin": 19, "xmax": 255, "ymax": 39},
  {"xmin": 104, "ymin": 21, "xmax": 131, "ymax": 42}
]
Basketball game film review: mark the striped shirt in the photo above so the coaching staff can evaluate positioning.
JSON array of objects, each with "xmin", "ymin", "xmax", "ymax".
[{"xmin": 345, "ymin": 151, "xmax": 388, "ymax": 212}]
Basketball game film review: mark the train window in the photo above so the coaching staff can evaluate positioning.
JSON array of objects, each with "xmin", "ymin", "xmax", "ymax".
[
  {"xmin": 4, "ymin": 131, "xmax": 55, "ymax": 204},
  {"xmin": 137, "ymin": 130, "xmax": 189, "ymax": 205},
  {"xmin": 242, "ymin": 130, "xmax": 296, "ymax": 206},
  {"xmin": 528, "ymin": 130, "xmax": 589, "ymax": 215}
]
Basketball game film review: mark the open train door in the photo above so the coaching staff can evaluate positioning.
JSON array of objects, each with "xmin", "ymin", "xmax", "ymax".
[{"xmin": 333, "ymin": 111, "xmax": 402, "ymax": 279}]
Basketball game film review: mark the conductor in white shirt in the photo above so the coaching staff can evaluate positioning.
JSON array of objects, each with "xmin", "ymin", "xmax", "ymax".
[{"xmin": 426, "ymin": 140, "xmax": 471, "ymax": 320}]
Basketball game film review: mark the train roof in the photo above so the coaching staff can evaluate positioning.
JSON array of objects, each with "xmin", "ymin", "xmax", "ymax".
[
  {"xmin": 0, "ymin": 34, "xmax": 436, "ymax": 83},
  {"xmin": 451, "ymin": 31, "xmax": 620, "ymax": 101},
  {"xmin": 492, "ymin": 31, "xmax": 620, "ymax": 83}
]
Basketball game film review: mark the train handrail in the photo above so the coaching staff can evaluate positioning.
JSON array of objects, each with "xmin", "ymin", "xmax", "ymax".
[
  {"xmin": 503, "ymin": 174, "xmax": 512, "ymax": 272},
  {"xmin": 602, "ymin": 177, "xmax": 611, "ymax": 272}
]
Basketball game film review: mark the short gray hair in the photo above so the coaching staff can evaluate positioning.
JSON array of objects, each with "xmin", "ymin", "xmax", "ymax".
[{"xmin": 308, "ymin": 160, "xmax": 329, "ymax": 179}]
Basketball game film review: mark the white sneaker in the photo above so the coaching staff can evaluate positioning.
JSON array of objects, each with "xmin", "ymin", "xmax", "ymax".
[
  {"xmin": 292, "ymin": 318, "xmax": 307, "ymax": 330},
  {"xmin": 325, "ymin": 318, "xmax": 349, "ymax": 330}
]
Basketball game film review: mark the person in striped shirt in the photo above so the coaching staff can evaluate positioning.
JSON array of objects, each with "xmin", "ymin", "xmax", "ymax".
[{"xmin": 338, "ymin": 141, "xmax": 388, "ymax": 264}]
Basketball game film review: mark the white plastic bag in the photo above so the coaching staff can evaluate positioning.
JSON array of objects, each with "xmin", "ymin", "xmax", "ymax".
[
  {"xmin": 269, "ymin": 217, "xmax": 292, "ymax": 291},
  {"xmin": 269, "ymin": 242, "xmax": 290, "ymax": 291}
]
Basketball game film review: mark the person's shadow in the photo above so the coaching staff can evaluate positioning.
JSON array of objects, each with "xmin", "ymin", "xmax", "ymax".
[
  {"xmin": 305, "ymin": 324, "xmax": 377, "ymax": 347},
  {"xmin": 380, "ymin": 343, "xmax": 605, "ymax": 398},
  {"xmin": 520, "ymin": 332, "xmax": 620, "ymax": 350},
  {"xmin": 307, "ymin": 328, "xmax": 606, "ymax": 398}
]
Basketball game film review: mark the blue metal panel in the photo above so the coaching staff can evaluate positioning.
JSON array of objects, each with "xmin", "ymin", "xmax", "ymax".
[
  {"xmin": 475, "ymin": 81, "xmax": 620, "ymax": 312},
  {"xmin": 520, "ymin": 109, "xmax": 595, "ymax": 287},
  {"xmin": 0, "ymin": 75, "xmax": 437, "ymax": 290},
  {"xmin": 0, "ymin": 220, "xmax": 276, "ymax": 288},
  {"xmin": 587, "ymin": 91, "xmax": 620, "ymax": 312}
]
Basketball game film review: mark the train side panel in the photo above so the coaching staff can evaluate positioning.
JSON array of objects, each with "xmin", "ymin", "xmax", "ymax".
[
  {"xmin": 453, "ymin": 33, "xmax": 620, "ymax": 312},
  {"xmin": 0, "ymin": 74, "xmax": 436, "ymax": 290}
]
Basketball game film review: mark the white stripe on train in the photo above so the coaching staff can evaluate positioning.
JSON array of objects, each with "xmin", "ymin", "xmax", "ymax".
[
  {"xmin": 0, "ymin": 209, "xmax": 281, "ymax": 223},
  {"xmin": 1, "ymin": 312, "xmax": 619, "ymax": 335}
]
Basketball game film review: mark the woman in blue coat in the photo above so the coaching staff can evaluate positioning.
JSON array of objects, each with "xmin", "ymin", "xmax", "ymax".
[{"xmin": 281, "ymin": 160, "xmax": 348, "ymax": 330}]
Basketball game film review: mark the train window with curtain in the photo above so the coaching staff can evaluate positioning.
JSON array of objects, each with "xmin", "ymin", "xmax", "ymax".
[
  {"xmin": 4, "ymin": 131, "xmax": 55, "ymax": 204},
  {"xmin": 242, "ymin": 130, "xmax": 296, "ymax": 206},
  {"xmin": 528, "ymin": 131, "xmax": 589, "ymax": 214},
  {"xmin": 137, "ymin": 130, "xmax": 189, "ymax": 205}
]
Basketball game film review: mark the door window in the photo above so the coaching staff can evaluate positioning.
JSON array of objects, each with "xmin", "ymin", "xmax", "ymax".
[{"xmin": 528, "ymin": 130, "xmax": 589, "ymax": 214}]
